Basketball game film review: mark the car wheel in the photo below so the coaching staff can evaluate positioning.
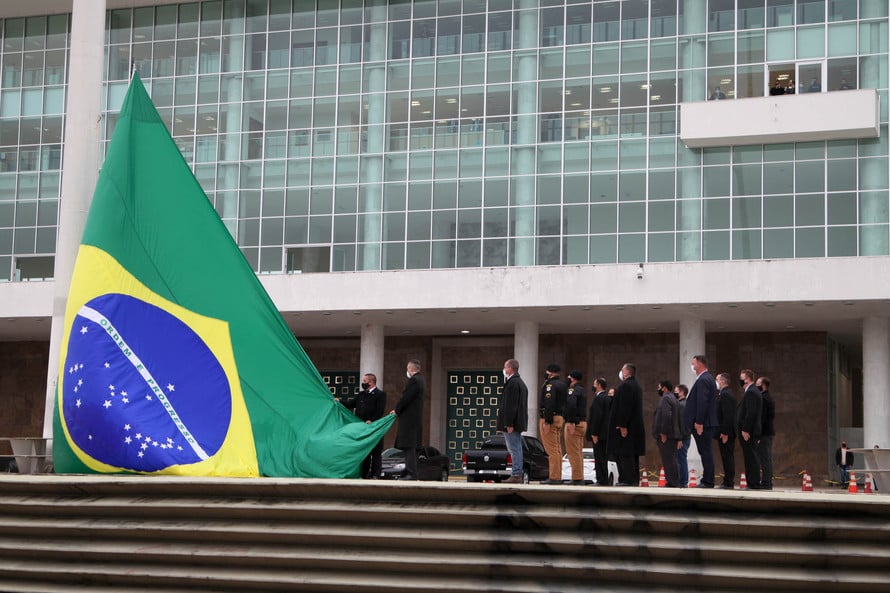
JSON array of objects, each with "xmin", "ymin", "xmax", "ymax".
[{"xmin": 440, "ymin": 469, "xmax": 449, "ymax": 482}]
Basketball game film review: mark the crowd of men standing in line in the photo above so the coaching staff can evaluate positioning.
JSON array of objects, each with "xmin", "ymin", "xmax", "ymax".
[
  {"xmin": 497, "ymin": 355, "xmax": 776, "ymax": 489},
  {"xmin": 337, "ymin": 354, "xmax": 776, "ymax": 487}
]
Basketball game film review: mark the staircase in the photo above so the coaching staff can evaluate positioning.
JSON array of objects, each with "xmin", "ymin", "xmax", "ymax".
[{"xmin": 0, "ymin": 475, "xmax": 887, "ymax": 592}]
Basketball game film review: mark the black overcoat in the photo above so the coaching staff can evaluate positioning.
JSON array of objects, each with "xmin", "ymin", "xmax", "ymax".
[
  {"xmin": 395, "ymin": 373, "xmax": 425, "ymax": 448},
  {"xmin": 497, "ymin": 373, "xmax": 529, "ymax": 432},
  {"xmin": 607, "ymin": 376, "xmax": 646, "ymax": 457}
]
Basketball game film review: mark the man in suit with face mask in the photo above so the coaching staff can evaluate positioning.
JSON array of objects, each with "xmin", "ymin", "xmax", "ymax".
[
  {"xmin": 608, "ymin": 363, "xmax": 645, "ymax": 486},
  {"xmin": 338, "ymin": 373, "xmax": 386, "ymax": 478},
  {"xmin": 684, "ymin": 355, "xmax": 719, "ymax": 488}
]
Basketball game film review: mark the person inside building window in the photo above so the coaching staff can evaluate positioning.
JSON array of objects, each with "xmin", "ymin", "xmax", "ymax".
[{"xmin": 769, "ymin": 80, "xmax": 785, "ymax": 96}]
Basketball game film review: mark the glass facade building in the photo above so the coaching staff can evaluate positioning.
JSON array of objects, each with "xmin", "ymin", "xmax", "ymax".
[
  {"xmin": 2, "ymin": 1, "xmax": 890, "ymax": 477},
  {"xmin": 1, "ymin": 0, "xmax": 888, "ymax": 281}
]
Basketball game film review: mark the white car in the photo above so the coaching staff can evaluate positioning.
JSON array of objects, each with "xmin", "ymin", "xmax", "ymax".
[{"xmin": 561, "ymin": 448, "xmax": 617, "ymax": 485}]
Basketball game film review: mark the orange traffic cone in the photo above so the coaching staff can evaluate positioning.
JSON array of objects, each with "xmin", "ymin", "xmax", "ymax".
[
  {"xmin": 848, "ymin": 471, "xmax": 858, "ymax": 493},
  {"xmin": 640, "ymin": 468, "xmax": 649, "ymax": 488},
  {"xmin": 688, "ymin": 468, "xmax": 698, "ymax": 488},
  {"xmin": 739, "ymin": 473, "xmax": 747, "ymax": 489},
  {"xmin": 865, "ymin": 473, "xmax": 873, "ymax": 494},
  {"xmin": 658, "ymin": 467, "xmax": 666, "ymax": 487},
  {"xmin": 804, "ymin": 472, "xmax": 814, "ymax": 492}
]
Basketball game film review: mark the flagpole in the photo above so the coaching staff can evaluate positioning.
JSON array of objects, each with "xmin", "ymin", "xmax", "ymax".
[{"xmin": 43, "ymin": 0, "xmax": 106, "ymax": 443}]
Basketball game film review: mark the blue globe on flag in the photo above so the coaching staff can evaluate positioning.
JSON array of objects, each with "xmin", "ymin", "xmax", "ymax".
[{"xmin": 62, "ymin": 293, "xmax": 232, "ymax": 472}]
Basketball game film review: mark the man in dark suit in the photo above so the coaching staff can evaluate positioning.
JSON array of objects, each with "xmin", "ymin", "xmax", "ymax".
[
  {"xmin": 338, "ymin": 372, "xmax": 387, "ymax": 479},
  {"xmin": 652, "ymin": 380, "xmax": 682, "ymax": 488},
  {"xmin": 607, "ymin": 363, "xmax": 645, "ymax": 486},
  {"xmin": 737, "ymin": 369, "xmax": 762, "ymax": 488},
  {"xmin": 714, "ymin": 372, "xmax": 737, "ymax": 489},
  {"xmin": 497, "ymin": 358, "xmax": 529, "ymax": 484},
  {"xmin": 756, "ymin": 376, "xmax": 776, "ymax": 490},
  {"xmin": 684, "ymin": 355, "xmax": 718, "ymax": 488},
  {"xmin": 390, "ymin": 359, "xmax": 425, "ymax": 480},
  {"xmin": 586, "ymin": 377, "xmax": 611, "ymax": 486}
]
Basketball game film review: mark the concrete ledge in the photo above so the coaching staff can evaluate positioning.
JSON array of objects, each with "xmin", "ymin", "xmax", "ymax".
[
  {"xmin": 1, "ymin": 475, "xmax": 889, "ymax": 516},
  {"xmin": 680, "ymin": 89, "xmax": 879, "ymax": 148}
]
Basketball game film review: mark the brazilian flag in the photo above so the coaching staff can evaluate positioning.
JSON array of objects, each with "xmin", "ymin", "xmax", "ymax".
[{"xmin": 53, "ymin": 74, "xmax": 394, "ymax": 477}]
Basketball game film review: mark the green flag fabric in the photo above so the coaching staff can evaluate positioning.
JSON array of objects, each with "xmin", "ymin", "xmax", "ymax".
[{"xmin": 52, "ymin": 74, "xmax": 394, "ymax": 477}]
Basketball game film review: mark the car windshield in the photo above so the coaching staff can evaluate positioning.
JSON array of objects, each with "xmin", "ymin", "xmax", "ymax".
[{"xmin": 381, "ymin": 448, "xmax": 404, "ymax": 459}]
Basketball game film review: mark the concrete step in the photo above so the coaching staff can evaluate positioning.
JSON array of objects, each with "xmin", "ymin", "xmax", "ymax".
[
  {"xmin": 0, "ymin": 477, "xmax": 888, "ymax": 592},
  {"xmin": 0, "ymin": 553, "xmax": 886, "ymax": 593},
  {"xmin": 1, "ymin": 495, "xmax": 889, "ymax": 543},
  {"xmin": 0, "ymin": 517, "xmax": 887, "ymax": 570}
]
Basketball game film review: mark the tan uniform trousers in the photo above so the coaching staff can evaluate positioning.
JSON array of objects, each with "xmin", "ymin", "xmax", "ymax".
[
  {"xmin": 539, "ymin": 415, "xmax": 565, "ymax": 481},
  {"xmin": 564, "ymin": 420, "xmax": 588, "ymax": 481}
]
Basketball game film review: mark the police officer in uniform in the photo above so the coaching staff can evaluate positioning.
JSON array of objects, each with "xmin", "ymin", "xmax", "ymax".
[
  {"xmin": 564, "ymin": 371, "xmax": 588, "ymax": 485},
  {"xmin": 539, "ymin": 363, "xmax": 568, "ymax": 484}
]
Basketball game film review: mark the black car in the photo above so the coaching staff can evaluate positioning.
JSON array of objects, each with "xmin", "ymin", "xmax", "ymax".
[
  {"xmin": 379, "ymin": 446, "xmax": 450, "ymax": 481},
  {"xmin": 463, "ymin": 434, "xmax": 550, "ymax": 483}
]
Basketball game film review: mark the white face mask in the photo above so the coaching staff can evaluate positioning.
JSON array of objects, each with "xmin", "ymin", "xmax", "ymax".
[
  {"xmin": 618, "ymin": 370, "xmax": 624, "ymax": 381},
  {"xmin": 690, "ymin": 364, "xmax": 696, "ymax": 375},
  {"xmin": 503, "ymin": 370, "xmax": 509, "ymax": 380},
  {"xmin": 406, "ymin": 371, "xmax": 412, "ymax": 379}
]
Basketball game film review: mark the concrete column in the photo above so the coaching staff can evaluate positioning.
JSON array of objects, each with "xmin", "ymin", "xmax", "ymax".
[
  {"xmin": 860, "ymin": 157, "xmax": 890, "ymax": 256},
  {"xmin": 360, "ymin": 323, "xmax": 385, "ymax": 383},
  {"xmin": 511, "ymin": 1, "xmax": 538, "ymax": 266},
  {"xmin": 679, "ymin": 317, "xmax": 706, "ymax": 472},
  {"xmin": 220, "ymin": 26, "xmax": 245, "ymax": 236},
  {"xmin": 359, "ymin": 4, "xmax": 387, "ymax": 271},
  {"xmin": 514, "ymin": 320, "xmax": 539, "ymax": 437},
  {"xmin": 43, "ymin": 0, "xmax": 106, "ymax": 439},
  {"xmin": 677, "ymin": 0, "xmax": 706, "ymax": 262},
  {"xmin": 679, "ymin": 318, "xmax": 706, "ymax": 386},
  {"xmin": 863, "ymin": 318, "xmax": 890, "ymax": 448}
]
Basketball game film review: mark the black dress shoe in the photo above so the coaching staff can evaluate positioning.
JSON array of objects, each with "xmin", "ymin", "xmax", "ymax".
[
  {"xmin": 615, "ymin": 482, "xmax": 637, "ymax": 487},
  {"xmin": 696, "ymin": 483, "xmax": 714, "ymax": 488},
  {"xmin": 571, "ymin": 480, "xmax": 586, "ymax": 485},
  {"xmin": 541, "ymin": 479, "xmax": 563, "ymax": 485},
  {"xmin": 718, "ymin": 484, "xmax": 734, "ymax": 489}
]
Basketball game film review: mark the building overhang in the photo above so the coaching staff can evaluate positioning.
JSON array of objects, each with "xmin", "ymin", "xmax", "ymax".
[
  {"xmin": 680, "ymin": 89, "xmax": 880, "ymax": 148},
  {"xmin": 4, "ymin": 258, "xmax": 890, "ymax": 348}
]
